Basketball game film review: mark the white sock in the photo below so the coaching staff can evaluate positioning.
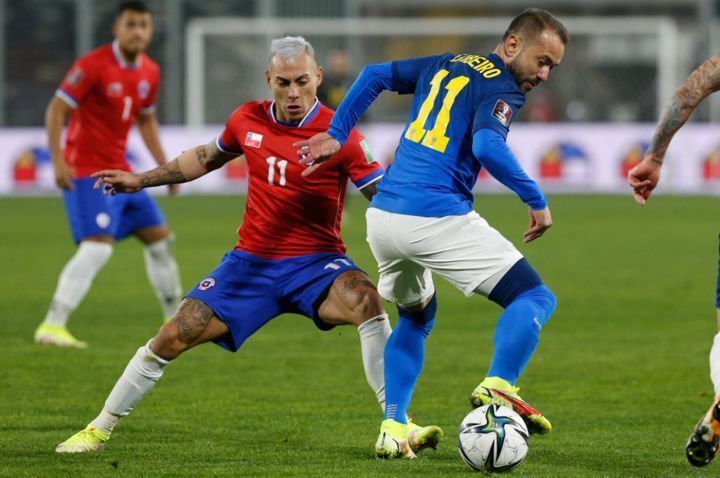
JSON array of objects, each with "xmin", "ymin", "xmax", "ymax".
[
  {"xmin": 90, "ymin": 340, "xmax": 170, "ymax": 434},
  {"xmin": 143, "ymin": 237, "xmax": 182, "ymax": 318},
  {"xmin": 711, "ymin": 332, "xmax": 720, "ymax": 397},
  {"xmin": 358, "ymin": 313, "xmax": 392, "ymax": 411},
  {"xmin": 42, "ymin": 241, "xmax": 113, "ymax": 327}
]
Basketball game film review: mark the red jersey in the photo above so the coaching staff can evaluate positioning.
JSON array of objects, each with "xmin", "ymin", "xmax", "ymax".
[
  {"xmin": 218, "ymin": 99, "xmax": 383, "ymax": 259},
  {"xmin": 56, "ymin": 41, "xmax": 160, "ymax": 178}
]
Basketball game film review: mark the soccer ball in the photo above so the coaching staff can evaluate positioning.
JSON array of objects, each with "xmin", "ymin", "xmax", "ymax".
[{"xmin": 458, "ymin": 404, "xmax": 529, "ymax": 472}]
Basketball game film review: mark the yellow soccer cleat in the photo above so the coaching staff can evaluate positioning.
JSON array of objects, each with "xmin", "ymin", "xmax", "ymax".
[
  {"xmin": 34, "ymin": 324, "xmax": 87, "ymax": 349},
  {"xmin": 686, "ymin": 395, "xmax": 720, "ymax": 467},
  {"xmin": 375, "ymin": 419, "xmax": 416, "ymax": 459},
  {"xmin": 55, "ymin": 425, "xmax": 110, "ymax": 453},
  {"xmin": 407, "ymin": 417, "xmax": 444, "ymax": 454},
  {"xmin": 470, "ymin": 377, "xmax": 552, "ymax": 435}
]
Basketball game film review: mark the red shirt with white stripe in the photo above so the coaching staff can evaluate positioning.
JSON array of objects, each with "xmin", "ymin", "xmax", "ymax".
[
  {"xmin": 56, "ymin": 41, "xmax": 159, "ymax": 178},
  {"xmin": 218, "ymin": 99, "xmax": 383, "ymax": 259}
]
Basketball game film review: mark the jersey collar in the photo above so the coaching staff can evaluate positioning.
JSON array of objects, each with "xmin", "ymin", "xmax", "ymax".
[
  {"xmin": 112, "ymin": 40, "xmax": 142, "ymax": 70},
  {"xmin": 269, "ymin": 97, "xmax": 320, "ymax": 127}
]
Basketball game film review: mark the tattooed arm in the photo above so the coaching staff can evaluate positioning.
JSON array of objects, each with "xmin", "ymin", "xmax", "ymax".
[
  {"xmin": 649, "ymin": 55, "xmax": 720, "ymax": 162},
  {"xmin": 91, "ymin": 140, "xmax": 239, "ymax": 194},
  {"xmin": 629, "ymin": 55, "xmax": 720, "ymax": 205}
]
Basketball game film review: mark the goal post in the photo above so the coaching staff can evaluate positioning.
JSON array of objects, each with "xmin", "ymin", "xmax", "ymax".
[{"xmin": 185, "ymin": 16, "xmax": 680, "ymax": 127}]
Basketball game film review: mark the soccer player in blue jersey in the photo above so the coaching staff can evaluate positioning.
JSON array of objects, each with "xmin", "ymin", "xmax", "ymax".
[
  {"xmin": 296, "ymin": 8, "xmax": 568, "ymax": 458},
  {"xmin": 629, "ymin": 55, "xmax": 720, "ymax": 467}
]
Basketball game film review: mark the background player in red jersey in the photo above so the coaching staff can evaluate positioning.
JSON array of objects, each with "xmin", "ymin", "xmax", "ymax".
[
  {"xmin": 34, "ymin": 1, "xmax": 182, "ymax": 348},
  {"xmin": 54, "ymin": 36, "xmax": 442, "ymax": 455}
]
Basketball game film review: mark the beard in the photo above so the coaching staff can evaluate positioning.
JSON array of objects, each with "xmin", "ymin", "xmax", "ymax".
[{"xmin": 507, "ymin": 57, "xmax": 536, "ymax": 92}]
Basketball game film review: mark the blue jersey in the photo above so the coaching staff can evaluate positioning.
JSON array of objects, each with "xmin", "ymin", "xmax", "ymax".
[{"xmin": 372, "ymin": 53, "xmax": 525, "ymax": 217}]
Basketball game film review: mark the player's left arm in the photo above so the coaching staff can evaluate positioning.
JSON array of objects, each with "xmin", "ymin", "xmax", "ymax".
[
  {"xmin": 472, "ymin": 128, "xmax": 551, "ymax": 242},
  {"xmin": 136, "ymin": 111, "xmax": 177, "ymax": 195},
  {"xmin": 359, "ymin": 181, "xmax": 379, "ymax": 201},
  {"xmin": 340, "ymin": 131, "xmax": 384, "ymax": 201}
]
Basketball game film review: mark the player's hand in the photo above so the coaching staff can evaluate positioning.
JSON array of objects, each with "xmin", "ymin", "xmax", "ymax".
[
  {"xmin": 524, "ymin": 207, "xmax": 552, "ymax": 243},
  {"xmin": 52, "ymin": 158, "xmax": 74, "ymax": 190},
  {"xmin": 628, "ymin": 154, "xmax": 663, "ymax": 205},
  {"xmin": 91, "ymin": 169, "xmax": 142, "ymax": 195},
  {"xmin": 167, "ymin": 183, "xmax": 179, "ymax": 196},
  {"xmin": 294, "ymin": 132, "xmax": 341, "ymax": 177}
]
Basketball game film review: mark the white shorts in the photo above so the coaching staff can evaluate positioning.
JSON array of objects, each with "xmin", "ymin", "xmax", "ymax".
[{"xmin": 366, "ymin": 207, "xmax": 523, "ymax": 307}]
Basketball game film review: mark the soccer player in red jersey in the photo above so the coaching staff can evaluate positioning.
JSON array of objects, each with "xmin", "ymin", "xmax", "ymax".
[
  {"xmin": 54, "ymin": 36, "xmax": 442, "ymax": 455},
  {"xmin": 35, "ymin": 1, "xmax": 182, "ymax": 348}
]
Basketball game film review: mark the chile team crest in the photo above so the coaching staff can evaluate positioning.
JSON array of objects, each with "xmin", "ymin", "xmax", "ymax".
[
  {"xmin": 137, "ymin": 80, "xmax": 151, "ymax": 100},
  {"xmin": 198, "ymin": 277, "xmax": 216, "ymax": 291}
]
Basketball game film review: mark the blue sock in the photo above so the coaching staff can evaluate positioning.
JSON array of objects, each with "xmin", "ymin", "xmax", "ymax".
[
  {"xmin": 487, "ymin": 285, "xmax": 556, "ymax": 385},
  {"xmin": 383, "ymin": 294, "xmax": 437, "ymax": 424}
]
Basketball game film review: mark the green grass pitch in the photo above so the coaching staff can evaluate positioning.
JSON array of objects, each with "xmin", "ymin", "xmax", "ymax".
[{"xmin": 1, "ymin": 193, "xmax": 719, "ymax": 477}]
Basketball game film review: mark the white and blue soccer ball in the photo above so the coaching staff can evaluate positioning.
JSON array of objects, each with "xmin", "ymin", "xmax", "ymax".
[{"xmin": 458, "ymin": 404, "xmax": 530, "ymax": 472}]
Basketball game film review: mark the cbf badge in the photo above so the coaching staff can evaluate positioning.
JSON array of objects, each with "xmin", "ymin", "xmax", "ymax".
[
  {"xmin": 198, "ymin": 277, "xmax": 216, "ymax": 291},
  {"xmin": 491, "ymin": 99, "xmax": 513, "ymax": 127}
]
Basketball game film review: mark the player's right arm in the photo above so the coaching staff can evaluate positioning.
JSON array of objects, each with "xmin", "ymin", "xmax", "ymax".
[
  {"xmin": 629, "ymin": 54, "xmax": 720, "ymax": 205},
  {"xmin": 92, "ymin": 140, "xmax": 238, "ymax": 195},
  {"xmin": 45, "ymin": 96, "xmax": 74, "ymax": 190},
  {"xmin": 297, "ymin": 55, "xmax": 441, "ymax": 175}
]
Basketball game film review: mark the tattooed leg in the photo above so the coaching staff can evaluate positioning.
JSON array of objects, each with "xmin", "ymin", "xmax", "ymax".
[
  {"xmin": 152, "ymin": 297, "xmax": 229, "ymax": 360},
  {"xmin": 318, "ymin": 270, "xmax": 384, "ymax": 326},
  {"xmin": 79, "ymin": 299, "xmax": 228, "ymax": 437},
  {"xmin": 318, "ymin": 270, "xmax": 391, "ymax": 410}
]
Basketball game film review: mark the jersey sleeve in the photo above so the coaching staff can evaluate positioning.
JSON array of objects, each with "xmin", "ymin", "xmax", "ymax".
[
  {"xmin": 216, "ymin": 107, "xmax": 245, "ymax": 155},
  {"xmin": 391, "ymin": 54, "xmax": 448, "ymax": 95},
  {"xmin": 338, "ymin": 129, "xmax": 383, "ymax": 189},
  {"xmin": 471, "ymin": 90, "xmax": 525, "ymax": 140},
  {"xmin": 56, "ymin": 57, "xmax": 97, "ymax": 108},
  {"xmin": 140, "ymin": 69, "xmax": 160, "ymax": 114}
]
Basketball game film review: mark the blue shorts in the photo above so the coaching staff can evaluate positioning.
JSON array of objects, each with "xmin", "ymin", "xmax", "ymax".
[
  {"xmin": 62, "ymin": 177, "xmax": 166, "ymax": 243},
  {"xmin": 186, "ymin": 249, "xmax": 364, "ymax": 352}
]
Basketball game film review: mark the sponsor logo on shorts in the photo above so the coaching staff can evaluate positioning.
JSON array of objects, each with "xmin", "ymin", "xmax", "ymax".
[
  {"xmin": 95, "ymin": 212, "xmax": 111, "ymax": 229},
  {"xmin": 198, "ymin": 277, "xmax": 216, "ymax": 291},
  {"xmin": 491, "ymin": 99, "xmax": 513, "ymax": 127}
]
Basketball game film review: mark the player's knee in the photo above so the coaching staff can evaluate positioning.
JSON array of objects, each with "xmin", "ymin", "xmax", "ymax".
[
  {"xmin": 525, "ymin": 284, "xmax": 556, "ymax": 321},
  {"xmin": 152, "ymin": 321, "xmax": 191, "ymax": 360},
  {"xmin": 144, "ymin": 236, "xmax": 173, "ymax": 260},
  {"xmin": 352, "ymin": 286, "xmax": 385, "ymax": 324}
]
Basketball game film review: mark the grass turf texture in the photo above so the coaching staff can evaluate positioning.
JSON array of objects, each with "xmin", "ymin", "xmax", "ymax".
[{"xmin": 1, "ymin": 194, "xmax": 719, "ymax": 477}]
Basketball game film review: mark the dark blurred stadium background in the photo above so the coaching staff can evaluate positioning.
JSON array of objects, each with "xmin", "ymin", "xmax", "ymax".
[{"xmin": 3, "ymin": 0, "xmax": 720, "ymax": 196}]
